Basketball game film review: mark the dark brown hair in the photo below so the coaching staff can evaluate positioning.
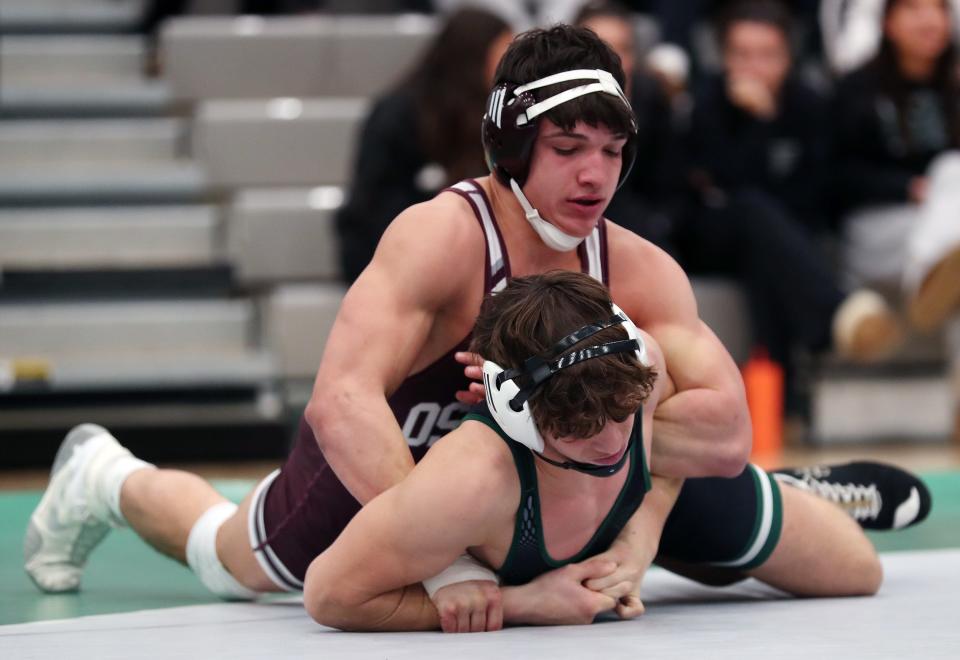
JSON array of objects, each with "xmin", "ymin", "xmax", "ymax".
[
  {"xmin": 493, "ymin": 25, "xmax": 636, "ymax": 137},
  {"xmin": 573, "ymin": 0, "xmax": 633, "ymax": 27},
  {"xmin": 716, "ymin": 0, "xmax": 794, "ymax": 47},
  {"xmin": 470, "ymin": 271, "xmax": 656, "ymax": 439},
  {"xmin": 401, "ymin": 8, "xmax": 511, "ymax": 181},
  {"xmin": 871, "ymin": 0, "xmax": 960, "ymax": 148}
]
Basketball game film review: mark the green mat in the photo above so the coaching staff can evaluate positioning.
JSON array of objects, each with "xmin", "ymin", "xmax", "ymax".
[{"xmin": 2, "ymin": 473, "xmax": 958, "ymax": 626}]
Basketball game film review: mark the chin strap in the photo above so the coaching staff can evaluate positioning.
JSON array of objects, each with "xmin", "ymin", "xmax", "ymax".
[
  {"xmin": 532, "ymin": 416, "xmax": 640, "ymax": 478},
  {"xmin": 510, "ymin": 179, "xmax": 587, "ymax": 252}
]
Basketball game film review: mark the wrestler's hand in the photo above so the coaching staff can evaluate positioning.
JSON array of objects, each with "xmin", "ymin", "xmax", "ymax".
[
  {"xmin": 582, "ymin": 536, "xmax": 655, "ymax": 620},
  {"xmin": 502, "ymin": 558, "xmax": 620, "ymax": 626},
  {"xmin": 431, "ymin": 579, "xmax": 503, "ymax": 633},
  {"xmin": 585, "ymin": 476, "xmax": 683, "ymax": 619},
  {"xmin": 454, "ymin": 351, "xmax": 486, "ymax": 405}
]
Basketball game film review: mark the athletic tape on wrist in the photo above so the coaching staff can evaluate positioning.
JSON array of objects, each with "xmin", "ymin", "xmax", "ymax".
[{"xmin": 422, "ymin": 553, "xmax": 499, "ymax": 599}]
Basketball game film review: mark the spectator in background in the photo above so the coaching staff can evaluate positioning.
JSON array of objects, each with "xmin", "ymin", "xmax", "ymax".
[
  {"xmin": 820, "ymin": 0, "xmax": 960, "ymax": 75},
  {"xmin": 573, "ymin": 0, "xmax": 682, "ymax": 253},
  {"xmin": 834, "ymin": 0, "xmax": 960, "ymax": 332},
  {"xmin": 621, "ymin": 0, "xmax": 821, "ymax": 99},
  {"xmin": 677, "ymin": 0, "xmax": 902, "ymax": 382},
  {"xmin": 334, "ymin": 8, "xmax": 512, "ymax": 283}
]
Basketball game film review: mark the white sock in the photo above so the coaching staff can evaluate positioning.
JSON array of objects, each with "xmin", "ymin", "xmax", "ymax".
[{"xmin": 99, "ymin": 453, "xmax": 156, "ymax": 526}]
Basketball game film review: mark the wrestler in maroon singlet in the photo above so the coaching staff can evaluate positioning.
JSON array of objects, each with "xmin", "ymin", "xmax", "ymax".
[{"xmin": 250, "ymin": 179, "xmax": 609, "ymax": 587}]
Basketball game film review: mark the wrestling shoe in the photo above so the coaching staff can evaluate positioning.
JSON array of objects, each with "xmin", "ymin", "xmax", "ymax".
[
  {"xmin": 24, "ymin": 424, "xmax": 133, "ymax": 592},
  {"xmin": 772, "ymin": 461, "xmax": 932, "ymax": 530}
]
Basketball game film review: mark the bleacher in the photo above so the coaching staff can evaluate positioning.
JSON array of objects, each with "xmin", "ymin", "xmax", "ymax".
[{"xmin": 0, "ymin": 0, "xmax": 954, "ymax": 461}]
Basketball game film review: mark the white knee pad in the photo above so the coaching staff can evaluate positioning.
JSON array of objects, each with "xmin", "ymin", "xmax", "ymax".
[{"xmin": 186, "ymin": 501, "xmax": 259, "ymax": 601}]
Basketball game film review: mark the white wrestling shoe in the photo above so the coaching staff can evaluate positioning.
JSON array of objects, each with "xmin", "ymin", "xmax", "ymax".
[{"xmin": 24, "ymin": 424, "xmax": 135, "ymax": 592}]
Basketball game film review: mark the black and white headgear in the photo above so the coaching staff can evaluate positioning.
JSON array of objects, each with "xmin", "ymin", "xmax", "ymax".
[
  {"xmin": 482, "ymin": 69, "xmax": 638, "ymax": 251},
  {"xmin": 482, "ymin": 303, "xmax": 650, "ymax": 477}
]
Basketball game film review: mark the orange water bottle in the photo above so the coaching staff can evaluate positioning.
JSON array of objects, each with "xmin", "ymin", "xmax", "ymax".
[{"xmin": 742, "ymin": 347, "xmax": 784, "ymax": 462}]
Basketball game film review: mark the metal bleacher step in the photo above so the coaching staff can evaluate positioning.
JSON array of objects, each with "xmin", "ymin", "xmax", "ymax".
[
  {"xmin": 810, "ymin": 367, "xmax": 955, "ymax": 444},
  {"xmin": 264, "ymin": 283, "xmax": 347, "ymax": 379},
  {"xmin": 163, "ymin": 14, "xmax": 435, "ymax": 100},
  {"xmin": 0, "ymin": 32, "xmax": 170, "ymax": 118},
  {"xmin": 0, "ymin": 36, "xmax": 173, "ymax": 116},
  {"xmin": 0, "ymin": 298, "xmax": 254, "ymax": 356},
  {"xmin": 0, "ymin": 205, "xmax": 219, "ymax": 270},
  {"xmin": 808, "ymin": 328, "xmax": 957, "ymax": 444},
  {"xmin": 0, "ymin": 77, "xmax": 176, "ymax": 117},
  {"xmin": 1, "ymin": 35, "xmax": 146, "ymax": 86},
  {"xmin": 0, "ymin": 298, "xmax": 277, "ymax": 392},
  {"xmin": 228, "ymin": 187, "xmax": 341, "ymax": 283},
  {"xmin": 0, "ymin": 81, "xmax": 175, "ymax": 118},
  {"xmin": 0, "ymin": 348, "xmax": 281, "ymax": 431},
  {"xmin": 0, "ymin": 119, "xmax": 186, "ymax": 168},
  {"xmin": 0, "ymin": 0, "xmax": 143, "ymax": 35},
  {"xmin": 0, "ymin": 163, "xmax": 210, "ymax": 206},
  {"xmin": 0, "ymin": 349, "xmax": 277, "ymax": 393},
  {"xmin": 194, "ymin": 98, "xmax": 367, "ymax": 187}
]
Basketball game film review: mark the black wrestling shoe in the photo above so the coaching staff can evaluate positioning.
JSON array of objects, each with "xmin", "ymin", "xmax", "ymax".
[{"xmin": 772, "ymin": 461, "xmax": 932, "ymax": 530}]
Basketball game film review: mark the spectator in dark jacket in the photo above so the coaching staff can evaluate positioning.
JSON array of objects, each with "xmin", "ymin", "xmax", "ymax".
[
  {"xmin": 834, "ymin": 0, "xmax": 960, "ymax": 332},
  {"xmin": 678, "ymin": 0, "xmax": 902, "ymax": 375},
  {"xmin": 335, "ymin": 8, "xmax": 512, "ymax": 282},
  {"xmin": 573, "ymin": 0, "xmax": 683, "ymax": 253}
]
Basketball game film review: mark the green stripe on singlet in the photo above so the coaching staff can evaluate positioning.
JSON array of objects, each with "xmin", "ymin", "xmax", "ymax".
[{"xmin": 711, "ymin": 464, "xmax": 783, "ymax": 569}]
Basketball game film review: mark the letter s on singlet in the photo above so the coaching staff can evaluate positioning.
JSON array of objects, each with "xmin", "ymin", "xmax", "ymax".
[{"xmin": 401, "ymin": 402, "xmax": 468, "ymax": 447}]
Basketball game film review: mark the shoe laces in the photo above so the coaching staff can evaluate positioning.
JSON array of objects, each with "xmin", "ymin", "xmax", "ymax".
[{"xmin": 796, "ymin": 470, "xmax": 883, "ymax": 522}]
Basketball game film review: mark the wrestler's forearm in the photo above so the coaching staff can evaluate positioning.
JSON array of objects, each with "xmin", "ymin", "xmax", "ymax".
[
  {"xmin": 500, "ymin": 584, "xmax": 542, "ymax": 625},
  {"xmin": 320, "ymin": 582, "xmax": 531, "ymax": 631},
  {"xmin": 307, "ymin": 582, "xmax": 441, "ymax": 632},
  {"xmin": 651, "ymin": 387, "xmax": 751, "ymax": 478},
  {"xmin": 305, "ymin": 388, "xmax": 415, "ymax": 505},
  {"xmin": 624, "ymin": 474, "xmax": 683, "ymax": 544}
]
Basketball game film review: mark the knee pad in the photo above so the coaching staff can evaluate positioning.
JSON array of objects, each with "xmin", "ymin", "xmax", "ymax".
[{"xmin": 186, "ymin": 501, "xmax": 259, "ymax": 601}]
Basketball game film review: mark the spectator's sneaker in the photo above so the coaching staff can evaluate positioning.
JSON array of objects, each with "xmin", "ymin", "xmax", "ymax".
[
  {"xmin": 908, "ymin": 246, "xmax": 960, "ymax": 332},
  {"xmin": 772, "ymin": 461, "xmax": 932, "ymax": 530},
  {"xmin": 24, "ymin": 424, "xmax": 129, "ymax": 592},
  {"xmin": 832, "ymin": 290, "xmax": 903, "ymax": 363}
]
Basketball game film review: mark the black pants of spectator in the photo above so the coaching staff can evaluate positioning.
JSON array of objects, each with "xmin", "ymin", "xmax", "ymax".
[{"xmin": 678, "ymin": 189, "xmax": 844, "ymax": 370}]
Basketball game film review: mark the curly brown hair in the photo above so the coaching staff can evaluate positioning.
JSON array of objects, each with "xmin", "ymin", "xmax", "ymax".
[{"xmin": 470, "ymin": 271, "xmax": 656, "ymax": 439}]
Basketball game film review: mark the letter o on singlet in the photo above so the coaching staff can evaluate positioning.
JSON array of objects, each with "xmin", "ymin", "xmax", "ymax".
[
  {"xmin": 403, "ymin": 402, "xmax": 441, "ymax": 447},
  {"xmin": 402, "ymin": 402, "xmax": 467, "ymax": 447}
]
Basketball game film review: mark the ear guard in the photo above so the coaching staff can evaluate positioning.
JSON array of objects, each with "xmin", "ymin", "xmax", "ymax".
[{"xmin": 483, "ymin": 304, "xmax": 650, "ymax": 453}]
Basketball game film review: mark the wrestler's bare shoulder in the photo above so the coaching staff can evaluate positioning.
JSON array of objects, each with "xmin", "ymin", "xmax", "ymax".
[
  {"xmin": 371, "ymin": 192, "xmax": 487, "ymax": 296},
  {"xmin": 383, "ymin": 191, "xmax": 483, "ymax": 251},
  {"xmin": 605, "ymin": 220, "xmax": 674, "ymax": 268},
  {"xmin": 413, "ymin": 418, "xmax": 520, "ymax": 517},
  {"xmin": 607, "ymin": 220, "xmax": 693, "ymax": 323}
]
